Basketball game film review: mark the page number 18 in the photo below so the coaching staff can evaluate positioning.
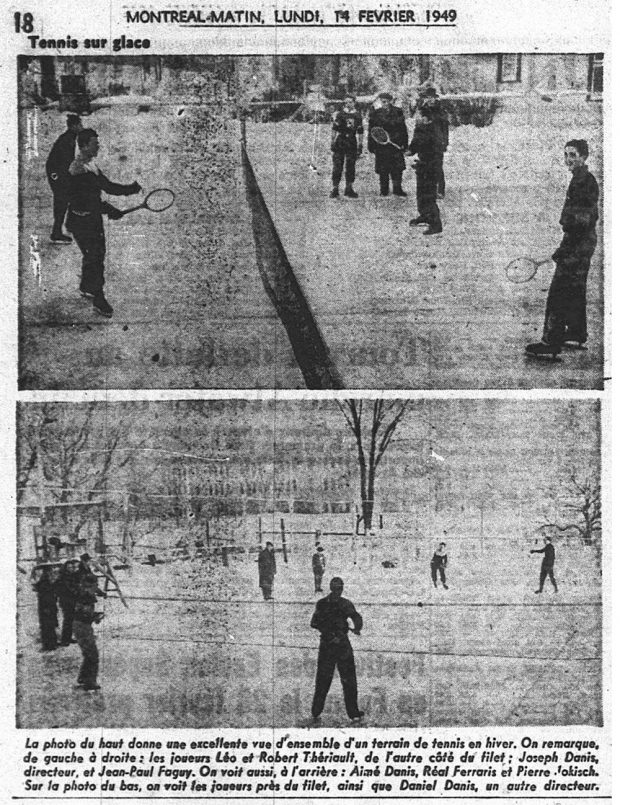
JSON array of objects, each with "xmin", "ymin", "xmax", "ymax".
[{"xmin": 14, "ymin": 12, "xmax": 34, "ymax": 33}]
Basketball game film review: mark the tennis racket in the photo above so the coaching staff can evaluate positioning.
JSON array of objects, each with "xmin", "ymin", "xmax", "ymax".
[
  {"xmin": 505, "ymin": 256, "xmax": 553, "ymax": 284},
  {"xmin": 120, "ymin": 188, "xmax": 175, "ymax": 217},
  {"xmin": 370, "ymin": 126, "xmax": 404, "ymax": 151}
]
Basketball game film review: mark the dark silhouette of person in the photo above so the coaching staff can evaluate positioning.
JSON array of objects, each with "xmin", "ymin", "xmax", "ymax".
[
  {"xmin": 53, "ymin": 558, "xmax": 81, "ymax": 646},
  {"xmin": 258, "ymin": 541, "xmax": 276, "ymax": 600},
  {"xmin": 310, "ymin": 577, "xmax": 364, "ymax": 723},
  {"xmin": 531, "ymin": 536, "xmax": 558, "ymax": 593},
  {"xmin": 32, "ymin": 564, "xmax": 59, "ymax": 651},
  {"xmin": 430, "ymin": 542, "xmax": 449, "ymax": 589},
  {"xmin": 312, "ymin": 546, "xmax": 326, "ymax": 592},
  {"xmin": 73, "ymin": 571, "xmax": 106, "ymax": 691},
  {"xmin": 45, "ymin": 114, "xmax": 82, "ymax": 243}
]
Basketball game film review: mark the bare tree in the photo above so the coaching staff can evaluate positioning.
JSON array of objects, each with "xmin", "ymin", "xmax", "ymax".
[
  {"xmin": 538, "ymin": 471, "xmax": 601, "ymax": 546},
  {"xmin": 337, "ymin": 400, "xmax": 409, "ymax": 532}
]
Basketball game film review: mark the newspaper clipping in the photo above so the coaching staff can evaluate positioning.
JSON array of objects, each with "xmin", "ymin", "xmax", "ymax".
[{"xmin": 1, "ymin": 0, "xmax": 612, "ymax": 803}]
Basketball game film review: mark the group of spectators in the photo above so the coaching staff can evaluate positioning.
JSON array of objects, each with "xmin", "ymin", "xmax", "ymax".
[{"xmin": 32, "ymin": 553, "xmax": 106, "ymax": 691}]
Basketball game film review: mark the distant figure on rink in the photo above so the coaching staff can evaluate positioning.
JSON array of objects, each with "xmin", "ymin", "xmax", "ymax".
[
  {"xmin": 368, "ymin": 92, "xmax": 408, "ymax": 197},
  {"xmin": 530, "ymin": 536, "xmax": 558, "ymax": 594},
  {"xmin": 67, "ymin": 128, "xmax": 142, "ymax": 318},
  {"xmin": 312, "ymin": 545, "xmax": 326, "ymax": 592},
  {"xmin": 73, "ymin": 571, "xmax": 106, "ymax": 691},
  {"xmin": 430, "ymin": 542, "xmax": 449, "ymax": 589},
  {"xmin": 330, "ymin": 94, "xmax": 364, "ymax": 198},
  {"xmin": 258, "ymin": 541, "xmax": 276, "ymax": 600},
  {"xmin": 54, "ymin": 558, "xmax": 81, "ymax": 646},
  {"xmin": 32, "ymin": 564, "xmax": 59, "ymax": 651},
  {"xmin": 45, "ymin": 114, "xmax": 82, "ymax": 244},
  {"xmin": 526, "ymin": 139, "xmax": 599, "ymax": 358},
  {"xmin": 310, "ymin": 577, "xmax": 364, "ymax": 724},
  {"xmin": 408, "ymin": 104, "xmax": 443, "ymax": 235}
]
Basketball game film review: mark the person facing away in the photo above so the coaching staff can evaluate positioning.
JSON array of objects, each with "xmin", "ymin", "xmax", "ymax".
[
  {"xmin": 368, "ymin": 92, "xmax": 408, "ymax": 197},
  {"xmin": 330, "ymin": 94, "xmax": 364, "ymax": 199},
  {"xmin": 73, "ymin": 570, "xmax": 107, "ymax": 691},
  {"xmin": 66, "ymin": 127, "xmax": 141, "ymax": 319},
  {"xmin": 312, "ymin": 545, "xmax": 326, "ymax": 592},
  {"xmin": 258, "ymin": 541, "xmax": 276, "ymax": 600},
  {"xmin": 526, "ymin": 139, "xmax": 599, "ymax": 359},
  {"xmin": 530, "ymin": 536, "xmax": 558, "ymax": 594},
  {"xmin": 310, "ymin": 576, "xmax": 364, "ymax": 723},
  {"xmin": 430, "ymin": 541, "xmax": 449, "ymax": 589},
  {"xmin": 45, "ymin": 114, "xmax": 82, "ymax": 244}
]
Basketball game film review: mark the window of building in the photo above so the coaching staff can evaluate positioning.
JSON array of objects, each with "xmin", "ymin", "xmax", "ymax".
[
  {"xmin": 587, "ymin": 53, "xmax": 603, "ymax": 99},
  {"xmin": 497, "ymin": 54, "xmax": 522, "ymax": 83}
]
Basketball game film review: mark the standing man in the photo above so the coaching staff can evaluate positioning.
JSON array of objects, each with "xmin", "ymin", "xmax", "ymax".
[
  {"xmin": 310, "ymin": 577, "xmax": 364, "ymax": 723},
  {"xmin": 526, "ymin": 139, "xmax": 599, "ymax": 358},
  {"xmin": 416, "ymin": 84, "xmax": 449, "ymax": 197},
  {"xmin": 330, "ymin": 94, "xmax": 364, "ymax": 198},
  {"xmin": 368, "ymin": 92, "xmax": 408, "ymax": 197},
  {"xmin": 73, "ymin": 570, "xmax": 106, "ymax": 691},
  {"xmin": 32, "ymin": 564, "xmax": 59, "ymax": 651},
  {"xmin": 258, "ymin": 541, "xmax": 276, "ymax": 600},
  {"xmin": 408, "ymin": 105, "xmax": 443, "ymax": 235},
  {"xmin": 312, "ymin": 545, "xmax": 326, "ymax": 592},
  {"xmin": 54, "ymin": 558, "xmax": 81, "ymax": 646},
  {"xmin": 45, "ymin": 114, "xmax": 82, "ymax": 244},
  {"xmin": 530, "ymin": 536, "xmax": 558, "ymax": 594},
  {"xmin": 67, "ymin": 128, "xmax": 141, "ymax": 318},
  {"xmin": 430, "ymin": 541, "xmax": 449, "ymax": 589}
]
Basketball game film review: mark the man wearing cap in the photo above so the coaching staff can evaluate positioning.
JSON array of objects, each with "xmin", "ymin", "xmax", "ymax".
[
  {"xmin": 408, "ymin": 103, "xmax": 443, "ymax": 235},
  {"xmin": 67, "ymin": 128, "xmax": 141, "ymax": 318},
  {"xmin": 45, "ymin": 115, "xmax": 82, "ymax": 244},
  {"xmin": 368, "ymin": 92, "xmax": 408, "ymax": 197},
  {"xmin": 416, "ymin": 83, "xmax": 449, "ymax": 197},
  {"xmin": 330, "ymin": 94, "xmax": 364, "ymax": 198},
  {"xmin": 258, "ymin": 541, "xmax": 277, "ymax": 600},
  {"xmin": 310, "ymin": 577, "xmax": 364, "ymax": 723}
]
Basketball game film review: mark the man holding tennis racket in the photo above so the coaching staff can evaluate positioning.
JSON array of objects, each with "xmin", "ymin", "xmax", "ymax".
[
  {"xmin": 526, "ymin": 139, "xmax": 599, "ymax": 358},
  {"xmin": 66, "ymin": 128, "xmax": 141, "ymax": 318},
  {"xmin": 368, "ymin": 92, "xmax": 408, "ymax": 197}
]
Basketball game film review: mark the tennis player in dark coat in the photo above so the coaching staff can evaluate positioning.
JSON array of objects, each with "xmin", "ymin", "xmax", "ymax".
[
  {"xmin": 408, "ymin": 106, "xmax": 443, "ymax": 235},
  {"xmin": 330, "ymin": 95, "xmax": 363, "ymax": 198},
  {"xmin": 67, "ymin": 128, "xmax": 141, "ymax": 318},
  {"xmin": 526, "ymin": 139, "xmax": 599, "ymax": 358},
  {"xmin": 310, "ymin": 577, "xmax": 364, "ymax": 723},
  {"xmin": 45, "ymin": 114, "xmax": 82, "ymax": 244},
  {"xmin": 530, "ymin": 536, "xmax": 558, "ymax": 593},
  {"xmin": 368, "ymin": 93, "xmax": 408, "ymax": 196},
  {"xmin": 258, "ymin": 541, "xmax": 277, "ymax": 600}
]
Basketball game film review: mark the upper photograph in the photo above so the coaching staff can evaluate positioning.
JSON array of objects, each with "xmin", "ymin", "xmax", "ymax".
[{"xmin": 18, "ymin": 54, "xmax": 604, "ymax": 390}]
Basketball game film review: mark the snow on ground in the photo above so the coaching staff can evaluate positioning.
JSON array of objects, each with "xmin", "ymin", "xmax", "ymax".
[
  {"xmin": 244, "ymin": 97, "xmax": 603, "ymax": 389},
  {"xmin": 17, "ymin": 515, "xmax": 601, "ymax": 728}
]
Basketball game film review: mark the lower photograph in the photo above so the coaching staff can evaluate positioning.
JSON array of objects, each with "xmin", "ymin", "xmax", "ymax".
[{"xmin": 16, "ymin": 398, "xmax": 601, "ymax": 729}]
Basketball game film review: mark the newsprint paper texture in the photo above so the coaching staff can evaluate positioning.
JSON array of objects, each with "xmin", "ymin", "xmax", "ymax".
[{"xmin": 0, "ymin": 0, "xmax": 613, "ymax": 804}]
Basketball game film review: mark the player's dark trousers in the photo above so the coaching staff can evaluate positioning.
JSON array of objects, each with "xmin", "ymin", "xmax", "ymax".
[
  {"xmin": 431, "ymin": 564, "xmax": 446, "ymax": 587},
  {"xmin": 70, "ymin": 222, "xmax": 106, "ymax": 295},
  {"xmin": 73, "ymin": 621, "xmax": 99, "ymax": 686},
  {"xmin": 416, "ymin": 163, "xmax": 442, "ymax": 229},
  {"xmin": 311, "ymin": 640, "xmax": 360, "ymax": 719},
  {"xmin": 539, "ymin": 565, "xmax": 557, "ymax": 592},
  {"xmin": 543, "ymin": 234, "xmax": 596, "ymax": 346},
  {"xmin": 332, "ymin": 152, "xmax": 356, "ymax": 187},
  {"xmin": 314, "ymin": 572, "xmax": 324, "ymax": 592},
  {"xmin": 38, "ymin": 610, "xmax": 58, "ymax": 650},
  {"xmin": 59, "ymin": 604, "xmax": 75, "ymax": 645},
  {"xmin": 379, "ymin": 170, "xmax": 404, "ymax": 195},
  {"xmin": 260, "ymin": 584, "xmax": 273, "ymax": 600},
  {"xmin": 51, "ymin": 188, "xmax": 70, "ymax": 237},
  {"xmin": 436, "ymin": 155, "xmax": 446, "ymax": 196}
]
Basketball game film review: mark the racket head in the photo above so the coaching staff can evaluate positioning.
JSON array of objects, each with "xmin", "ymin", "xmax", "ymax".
[
  {"xmin": 144, "ymin": 188, "xmax": 175, "ymax": 212},
  {"xmin": 505, "ymin": 257, "xmax": 538, "ymax": 284},
  {"xmin": 370, "ymin": 126, "xmax": 389, "ymax": 145}
]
